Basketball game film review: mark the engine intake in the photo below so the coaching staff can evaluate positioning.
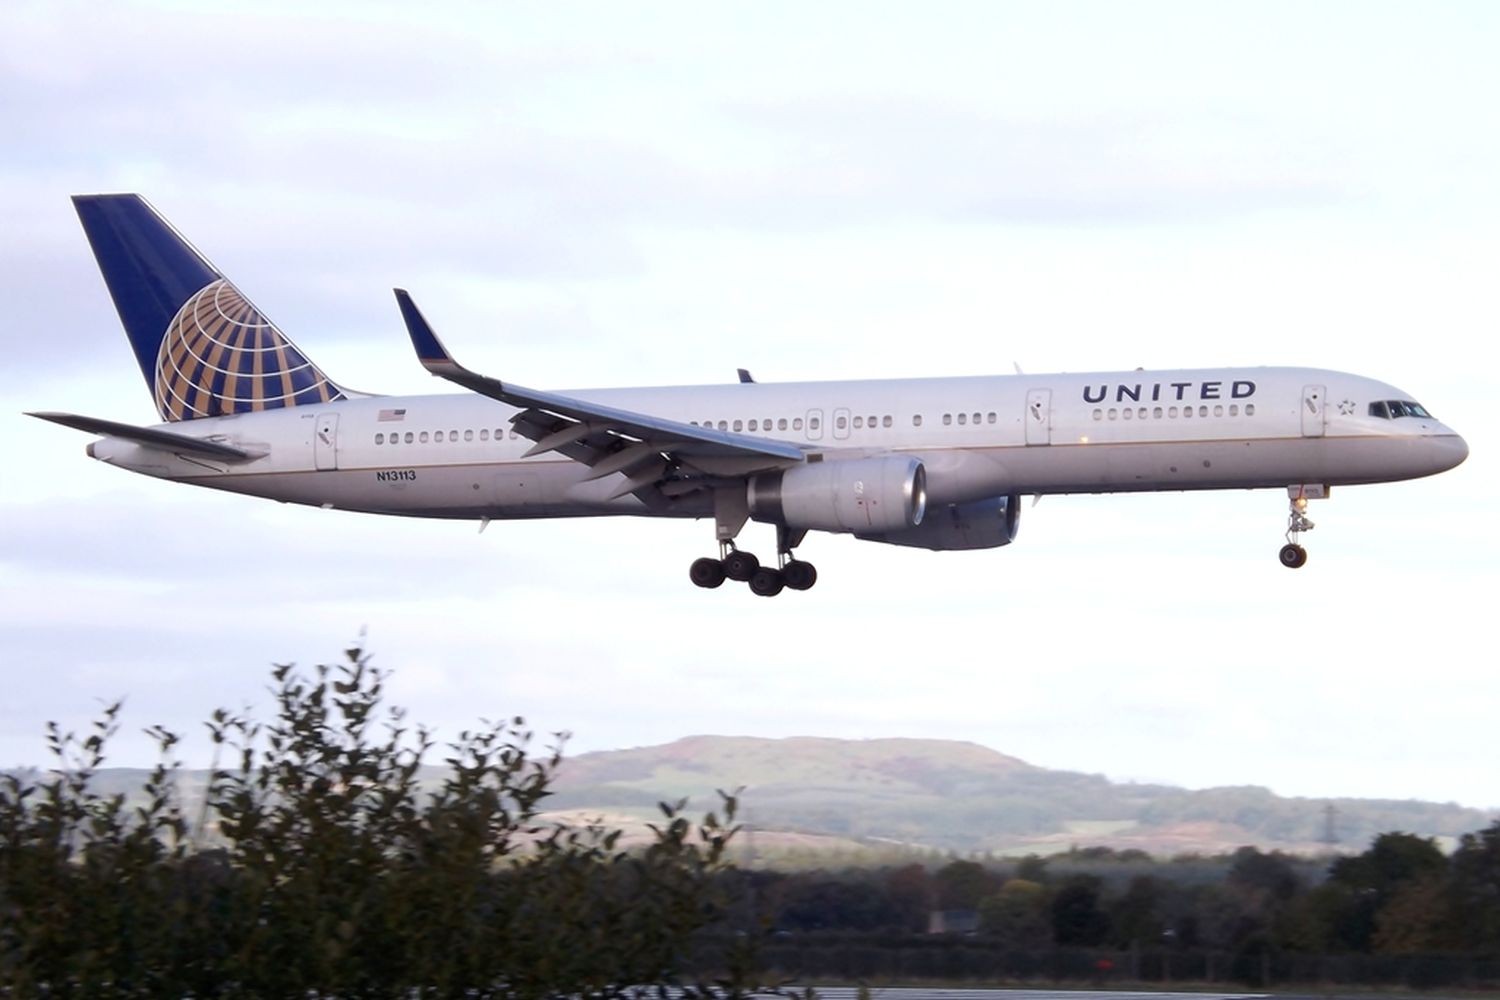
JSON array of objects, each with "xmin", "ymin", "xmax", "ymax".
[{"xmin": 749, "ymin": 456, "xmax": 927, "ymax": 534}]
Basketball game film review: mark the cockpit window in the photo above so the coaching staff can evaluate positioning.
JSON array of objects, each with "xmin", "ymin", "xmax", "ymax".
[{"xmin": 1369, "ymin": 400, "xmax": 1433, "ymax": 420}]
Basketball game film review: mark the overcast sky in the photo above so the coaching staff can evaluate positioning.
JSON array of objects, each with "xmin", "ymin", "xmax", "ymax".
[{"xmin": 3, "ymin": 1, "xmax": 1497, "ymax": 815}]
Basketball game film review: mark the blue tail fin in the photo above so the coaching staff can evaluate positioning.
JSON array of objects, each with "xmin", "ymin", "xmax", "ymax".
[{"xmin": 73, "ymin": 194, "xmax": 347, "ymax": 422}]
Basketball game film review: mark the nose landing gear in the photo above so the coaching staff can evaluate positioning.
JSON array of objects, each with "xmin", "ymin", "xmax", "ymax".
[{"xmin": 1278, "ymin": 486, "xmax": 1322, "ymax": 569}]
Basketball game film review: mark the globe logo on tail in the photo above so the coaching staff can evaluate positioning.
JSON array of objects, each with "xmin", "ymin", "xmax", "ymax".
[{"xmin": 155, "ymin": 279, "xmax": 345, "ymax": 421}]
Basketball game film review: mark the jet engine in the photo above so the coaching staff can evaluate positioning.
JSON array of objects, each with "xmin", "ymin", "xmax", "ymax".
[
  {"xmin": 856, "ymin": 493, "xmax": 1021, "ymax": 550},
  {"xmin": 748, "ymin": 456, "xmax": 926, "ymax": 534}
]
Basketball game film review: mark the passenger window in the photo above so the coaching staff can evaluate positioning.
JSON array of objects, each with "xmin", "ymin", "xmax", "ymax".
[
  {"xmin": 883, "ymin": 415, "xmax": 892, "ymax": 428},
  {"xmin": 809, "ymin": 417, "xmax": 820, "ymax": 430},
  {"xmin": 733, "ymin": 420, "xmax": 743, "ymax": 431},
  {"xmin": 419, "ymin": 431, "xmax": 429, "ymax": 443},
  {"xmin": 972, "ymin": 412, "xmax": 981, "ymax": 425},
  {"xmin": 1092, "ymin": 409, "xmax": 1102, "ymax": 421},
  {"xmin": 375, "ymin": 433, "xmax": 384, "ymax": 444},
  {"xmin": 957, "ymin": 412, "xmax": 967, "ymax": 425},
  {"xmin": 1153, "ymin": 407, "xmax": 1162, "ymax": 419},
  {"xmin": 913, "ymin": 414, "xmax": 923, "ymax": 427},
  {"xmin": 1246, "ymin": 404, "xmax": 1255, "ymax": 416},
  {"xmin": 1108, "ymin": 408, "xmax": 1118, "ymax": 420},
  {"xmin": 1213, "ymin": 405, "xmax": 1223, "ymax": 417},
  {"xmin": 836, "ymin": 415, "xmax": 847, "ymax": 430},
  {"xmin": 1169, "ymin": 407, "xmax": 1178, "ymax": 418},
  {"xmin": 853, "ymin": 416, "xmax": 863, "ymax": 429},
  {"xmin": 1123, "ymin": 408, "xmax": 1133, "ymax": 420},
  {"xmin": 1229, "ymin": 405, "xmax": 1238, "ymax": 417},
  {"xmin": 464, "ymin": 429, "xmax": 473, "ymax": 441},
  {"xmin": 778, "ymin": 418, "xmax": 788, "ymax": 430},
  {"xmin": 748, "ymin": 419, "xmax": 758, "ymax": 431},
  {"xmin": 794, "ymin": 417, "xmax": 804, "ymax": 430},
  {"xmin": 717, "ymin": 420, "xmax": 728, "ymax": 430},
  {"xmin": 480, "ymin": 429, "xmax": 489, "ymax": 441},
  {"xmin": 987, "ymin": 412, "xmax": 996, "ymax": 424},
  {"xmin": 405, "ymin": 432, "xmax": 414, "ymax": 443}
]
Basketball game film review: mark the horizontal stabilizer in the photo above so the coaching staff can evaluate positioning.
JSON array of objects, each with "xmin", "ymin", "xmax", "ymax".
[{"xmin": 27, "ymin": 411, "xmax": 258, "ymax": 461}]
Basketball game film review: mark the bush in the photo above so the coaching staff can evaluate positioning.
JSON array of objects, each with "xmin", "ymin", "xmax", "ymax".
[{"xmin": 0, "ymin": 647, "xmax": 774, "ymax": 999}]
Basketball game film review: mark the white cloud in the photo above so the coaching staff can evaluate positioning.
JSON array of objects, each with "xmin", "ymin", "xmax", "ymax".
[{"xmin": 3, "ymin": 0, "xmax": 1497, "ymax": 815}]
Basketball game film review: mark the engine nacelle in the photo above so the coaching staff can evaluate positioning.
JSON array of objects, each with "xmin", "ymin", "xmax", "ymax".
[
  {"xmin": 748, "ymin": 456, "xmax": 927, "ymax": 534},
  {"xmin": 856, "ymin": 493, "xmax": 1021, "ymax": 550}
]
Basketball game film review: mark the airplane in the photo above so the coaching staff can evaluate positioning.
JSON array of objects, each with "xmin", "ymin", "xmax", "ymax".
[{"xmin": 30, "ymin": 194, "xmax": 1469, "ymax": 596}]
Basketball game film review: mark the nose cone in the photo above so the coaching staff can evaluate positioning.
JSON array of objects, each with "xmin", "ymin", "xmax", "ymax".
[{"xmin": 1435, "ymin": 431, "xmax": 1470, "ymax": 473}]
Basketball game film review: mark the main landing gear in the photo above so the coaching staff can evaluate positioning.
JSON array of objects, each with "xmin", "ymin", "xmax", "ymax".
[
  {"xmin": 1278, "ymin": 486, "xmax": 1322, "ymax": 569},
  {"xmin": 689, "ymin": 543, "xmax": 818, "ymax": 596},
  {"xmin": 690, "ymin": 508, "xmax": 818, "ymax": 597}
]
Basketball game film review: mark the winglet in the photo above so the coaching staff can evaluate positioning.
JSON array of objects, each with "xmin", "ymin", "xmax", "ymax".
[{"xmin": 394, "ymin": 288, "xmax": 457, "ymax": 371}]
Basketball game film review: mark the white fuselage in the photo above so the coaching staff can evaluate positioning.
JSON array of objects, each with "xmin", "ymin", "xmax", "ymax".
[{"xmin": 85, "ymin": 366, "xmax": 1469, "ymax": 521}]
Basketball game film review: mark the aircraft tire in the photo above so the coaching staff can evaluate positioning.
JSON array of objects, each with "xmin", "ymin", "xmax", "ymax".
[
  {"xmin": 690, "ymin": 557, "xmax": 727, "ymax": 588},
  {"xmin": 723, "ymin": 549, "xmax": 759, "ymax": 581},
  {"xmin": 782, "ymin": 560, "xmax": 818, "ymax": 591},
  {"xmin": 1278, "ymin": 543, "xmax": 1308, "ymax": 569},
  {"xmin": 749, "ymin": 567, "xmax": 785, "ymax": 597}
]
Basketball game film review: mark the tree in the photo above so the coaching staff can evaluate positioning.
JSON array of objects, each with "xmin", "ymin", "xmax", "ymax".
[
  {"xmin": 1108, "ymin": 875, "xmax": 1166, "ymax": 947},
  {"xmin": 1051, "ymin": 876, "xmax": 1110, "ymax": 947},
  {"xmin": 978, "ymin": 878, "xmax": 1050, "ymax": 948},
  {"xmin": 1320, "ymin": 831, "xmax": 1450, "ymax": 952},
  {"xmin": 932, "ymin": 858, "xmax": 995, "ymax": 910},
  {"xmin": 0, "ymin": 648, "xmax": 772, "ymax": 999},
  {"xmin": 1448, "ymin": 820, "xmax": 1500, "ymax": 950},
  {"xmin": 1329, "ymin": 832, "xmax": 1447, "ymax": 902}
]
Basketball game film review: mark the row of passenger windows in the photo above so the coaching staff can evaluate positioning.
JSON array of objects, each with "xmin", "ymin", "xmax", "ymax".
[
  {"xmin": 374, "ymin": 428, "xmax": 523, "ymax": 445},
  {"xmin": 377, "ymin": 403, "xmax": 1247, "ymax": 446},
  {"xmin": 687, "ymin": 412, "xmax": 998, "ymax": 432},
  {"xmin": 1092, "ymin": 403, "xmax": 1255, "ymax": 421},
  {"xmin": 691, "ymin": 416, "xmax": 817, "ymax": 432},
  {"xmin": 371, "ymin": 400, "xmax": 1428, "ymax": 446}
]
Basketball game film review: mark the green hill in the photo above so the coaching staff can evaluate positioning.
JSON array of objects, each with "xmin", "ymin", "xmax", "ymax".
[
  {"xmin": 547, "ymin": 735, "xmax": 1495, "ymax": 857},
  {"xmin": 24, "ymin": 736, "xmax": 1493, "ymax": 860}
]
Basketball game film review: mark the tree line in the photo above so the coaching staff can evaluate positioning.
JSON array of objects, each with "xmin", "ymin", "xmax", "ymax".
[{"xmin": 736, "ymin": 828, "xmax": 1500, "ymax": 986}]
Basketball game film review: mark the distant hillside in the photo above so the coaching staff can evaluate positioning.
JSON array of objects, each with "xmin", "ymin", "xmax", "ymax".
[
  {"xmin": 31, "ymin": 735, "xmax": 1493, "ymax": 860},
  {"xmin": 547, "ymin": 735, "xmax": 1496, "ymax": 857}
]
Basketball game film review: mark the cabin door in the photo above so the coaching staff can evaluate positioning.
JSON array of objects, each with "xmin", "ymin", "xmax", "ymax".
[
  {"xmin": 314, "ymin": 412, "xmax": 340, "ymax": 470},
  {"xmin": 1301, "ymin": 385, "xmax": 1326, "ymax": 438},
  {"xmin": 1025, "ymin": 389, "xmax": 1052, "ymax": 445}
]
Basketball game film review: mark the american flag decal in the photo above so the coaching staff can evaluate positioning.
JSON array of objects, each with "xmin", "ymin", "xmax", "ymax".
[{"xmin": 378, "ymin": 408, "xmax": 407, "ymax": 422}]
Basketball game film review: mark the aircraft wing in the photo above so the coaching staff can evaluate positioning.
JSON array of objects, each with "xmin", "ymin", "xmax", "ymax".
[
  {"xmin": 395, "ymin": 290, "xmax": 804, "ymax": 501},
  {"xmin": 27, "ymin": 411, "xmax": 259, "ymax": 462}
]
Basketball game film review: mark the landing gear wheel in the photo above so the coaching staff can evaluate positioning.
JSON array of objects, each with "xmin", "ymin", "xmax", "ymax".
[
  {"xmin": 689, "ymin": 557, "xmax": 727, "ymax": 588},
  {"xmin": 1278, "ymin": 543, "xmax": 1308, "ymax": 569},
  {"xmin": 748, "ymin": 567, "xmax": 785, "ymax": 597},
  {"xmin": 722, "ymin": 549, "xmax": 759, "ymax": 582},
  {"xmin": 781, "ymin": 560, "xmax": 818, "ymax": 591}
]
